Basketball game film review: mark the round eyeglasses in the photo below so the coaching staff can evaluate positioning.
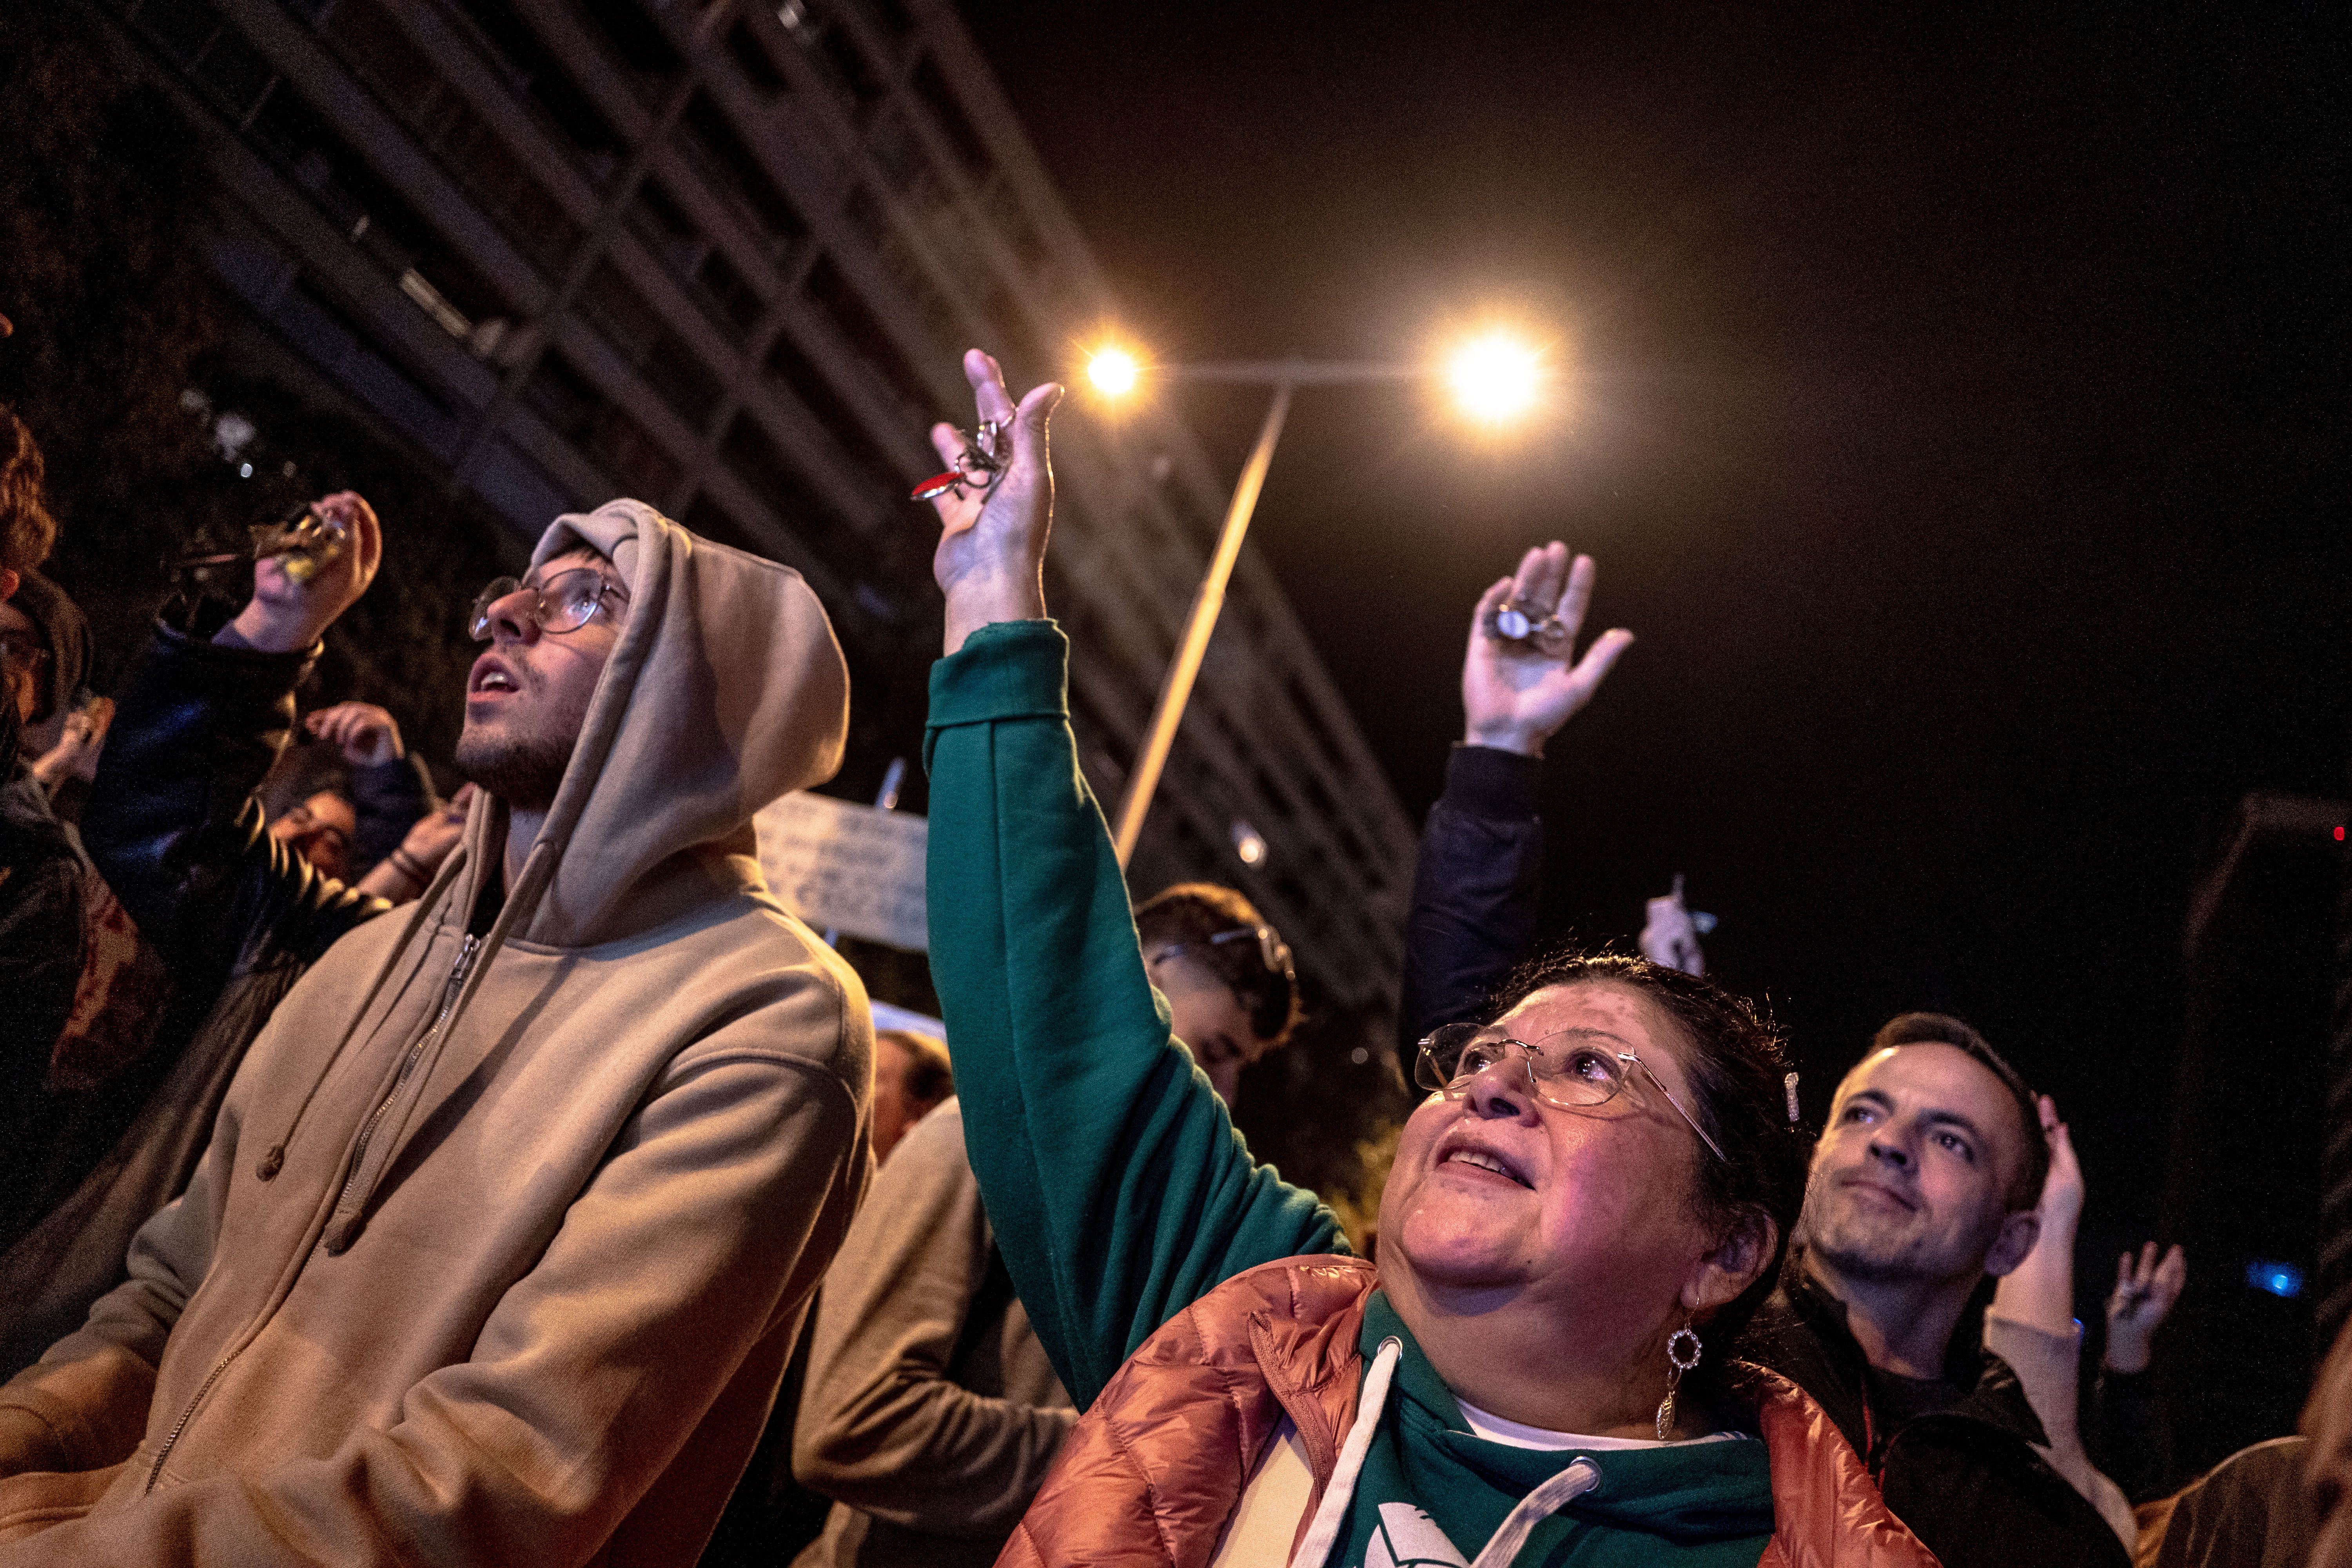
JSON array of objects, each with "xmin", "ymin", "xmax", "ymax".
[
  {"xmin": 1414, "ymin": 1022, "xmax": 1726, "ymax": 1161},
  {"xmin": 468, "ymin": 568, "xmax": 628, "ymax": 642}
]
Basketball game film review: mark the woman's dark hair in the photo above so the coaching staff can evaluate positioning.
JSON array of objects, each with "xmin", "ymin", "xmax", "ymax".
[
  {"xmin": 1485, "ymin": 948, "xmax": 1810, "ymax": 1376},
  {"xmin": 1134, "ymin": 882, "xmax": 1302, "ymax": 1047}
]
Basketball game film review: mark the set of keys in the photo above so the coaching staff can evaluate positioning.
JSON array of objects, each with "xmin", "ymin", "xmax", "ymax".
[
  {"xmin": 909, "ymin": 419, "xmax": 1006, "ymax": 503},
  {"xmin": 1483, "ymin": 597, "xmax": 1574, "ymax": 657}
]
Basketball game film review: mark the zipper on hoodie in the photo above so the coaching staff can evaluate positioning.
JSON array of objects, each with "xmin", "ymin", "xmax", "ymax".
[
  {"xmin": 327, "ymin": 933, "xmax": 483, "ymax": 1238},
  {"xmin": 144, "ymin": 933, "xmax": 483, "ymax": 1495}
]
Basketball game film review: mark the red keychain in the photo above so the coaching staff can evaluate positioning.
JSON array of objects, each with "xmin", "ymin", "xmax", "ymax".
[{"xmin": 911, "ymin": 420, "xmax": 1004, "ymax": 502}]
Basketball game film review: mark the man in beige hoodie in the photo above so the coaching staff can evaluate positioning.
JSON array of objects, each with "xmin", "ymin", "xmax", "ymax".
[{"xmin": 0, "ymin": 497, "xmax": 874, "ymax": 1567}]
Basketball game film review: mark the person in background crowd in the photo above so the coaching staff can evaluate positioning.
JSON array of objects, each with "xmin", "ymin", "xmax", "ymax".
[
  {"xmin": 917, "ymin": 348, "xmax": 1936, "ymax": 1568},
  {"xmin": 1641, "ymin": 876, "xmax": 1707, "ymax": 976},
  {"xmin": 351, "ymin": 781, "xmax": 474, "ymax": 907},
  {"xmin": 290, "ymin": 699, "xmax": 437, "ymax": 880},
  {"xmin": 0, "ymin": 493, "xmax": 872, "ymax": 1568},
  {"xmin": 785, "ymin": 914, "xmax": 1290, "ymax": 1568},
  {"xmin": 1385, "ymin": 550, "xmax": 2161, "ymax": 1565},
  {"xmin": 0, "ymin": 573, "xmax": 87, "ymax": 745},
  {"xmin": 790, "ymin": 1046, "xmax": 1077, "ymax": 1568},
  {"xmin": 704, "ymin": 1027, "xmax": 954, "ymax": 1567},
  {"xmin": 870, "ymin": 1027, "xmax": 954, "ymax": 1164},
  {"xmin": 1746, "ymin": 1013, "xmax": 2132, "ymax": 1568},
  {"xmin": 0, "ymin": 566, "xmax": 172, "ymax": 1304},
  {"xmin": 0, "ymin": 516, "xmax": 466, "ymax": 1374},
  {"xmin": 0, "ymin": 415, "xmax": 103, "ymax": 1298},
  {"xmin": 1135, "ymin": 881, "xmax": 1301, "ymax": 1105},
  {"xmin": 2100, "ymin": 1237, "xmax": 2189, "ymax": 1495},
  {"xmin": 1976, "ymin": 1100, "xmax": 2154, "ymax": 1552},
  {"xmin": 27, "ymin": 694, "xmax": 110, "ymax": 807},
  {"xmin": 0, "ymin": 405, "xmax": 54, "ymax": 609},
  {"xmin": 1984, "ymin": 1095, "xmax": 2181, "ymax": 1549}
]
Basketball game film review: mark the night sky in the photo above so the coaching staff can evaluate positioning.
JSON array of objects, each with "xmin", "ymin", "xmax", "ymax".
[{"xmin": 956, "ymin": 2, "xmax": 2351, "ymax": 1250}]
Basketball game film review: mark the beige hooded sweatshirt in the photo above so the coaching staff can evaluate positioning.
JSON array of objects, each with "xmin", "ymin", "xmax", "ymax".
[{"xmin": 0, "ymin": 501, "xmax": 874, "ymax": 1566}]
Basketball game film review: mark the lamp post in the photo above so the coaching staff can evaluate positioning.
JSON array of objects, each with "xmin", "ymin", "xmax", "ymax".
[{"xmin": 1094, "ymin": 334, "xmax": 1546, "ymax": 869}]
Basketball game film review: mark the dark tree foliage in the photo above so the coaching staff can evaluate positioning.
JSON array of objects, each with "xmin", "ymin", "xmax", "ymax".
[{"xmin": 0, "ymin": 7, "xmax": 523, "ymax": 778}]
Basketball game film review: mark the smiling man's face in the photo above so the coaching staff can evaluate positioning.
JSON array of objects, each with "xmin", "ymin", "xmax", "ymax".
[
  {"xmin": 1802, "ymin": 1042, "xmax": 2034, "ymax": 1286},
  {"xmin": 1380, "ymin": 981, "xmax": 1724, "ymax": 1314}
]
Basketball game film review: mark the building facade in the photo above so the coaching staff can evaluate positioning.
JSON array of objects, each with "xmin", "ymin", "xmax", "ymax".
[{"xmin": 91, "ymin": 0, "xmax": 1416, "ymax": 1013}]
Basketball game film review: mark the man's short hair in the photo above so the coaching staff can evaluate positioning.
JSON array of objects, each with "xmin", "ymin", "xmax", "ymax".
[
  {"xmin": 1134, "ymin": 882, "xmax": 1302, "ymax": 1048},
  {"xmin": 878, "ymin": 1029, "xmax": 952, "ymax": 1106},
  {"xmin": 0, "ymin": 407, "xmax": 56, "ymax": 581},
  {"xmin": 1870, "ymin": 1012, "xmax": 2047, "ymax": 1211}
]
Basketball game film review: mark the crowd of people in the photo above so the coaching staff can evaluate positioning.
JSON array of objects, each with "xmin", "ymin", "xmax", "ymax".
[{"xmin": 0, "ymin": 346, "xmax": 2334, "ymax": 1568}]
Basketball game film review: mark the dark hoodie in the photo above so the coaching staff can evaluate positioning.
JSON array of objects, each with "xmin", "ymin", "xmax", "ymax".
[{"xmin": 0, "ymin": 501, "xmax": 875, "ymax": 1568}]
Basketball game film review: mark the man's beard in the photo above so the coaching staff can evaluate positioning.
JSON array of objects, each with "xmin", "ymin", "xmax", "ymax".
[
  {"xmin": 453, "ymin": 730, "xmax": 571, "ymax": 813},
  {"xmin": 1799, "ymin": 1182, "xmax": 2000, "ymax": 1287}
]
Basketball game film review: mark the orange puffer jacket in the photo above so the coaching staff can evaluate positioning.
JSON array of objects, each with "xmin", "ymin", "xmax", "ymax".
[{"xmin": 1004, "ymin": 1257, "xmax": 1942, "ymax": 1568}]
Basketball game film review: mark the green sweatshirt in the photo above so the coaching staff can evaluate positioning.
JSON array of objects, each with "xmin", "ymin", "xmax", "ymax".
[{"xmin": 925, "ymin": 621, "xmax": 1773, "ymax": 1567}]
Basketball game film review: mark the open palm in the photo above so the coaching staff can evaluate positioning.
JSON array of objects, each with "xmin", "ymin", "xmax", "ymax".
[{"xmin": 1462, "ymin": 544, "xmax": 1634, "ymax": 757}]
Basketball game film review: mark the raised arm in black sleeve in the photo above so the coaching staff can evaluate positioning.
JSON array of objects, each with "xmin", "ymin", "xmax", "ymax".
[
  {"xmin": 82, "ymin": 621, "xmax": 386, "ymax": 986},
  {"xmin": 1396, "ymin": 742, "xmax": 1546, "ymax": 1055}
]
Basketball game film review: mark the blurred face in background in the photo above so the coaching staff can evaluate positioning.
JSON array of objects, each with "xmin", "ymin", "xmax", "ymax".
[
  {"xmin": 270, "ymin": 789, "xmax": 358, "ymax": 880},
  {"xmin": 1149, "ymin": 948, "xmax": 1264, "ymax": 1107},
  {"xmin": 0, "ymin": 597, "xmax": 41, "ymax": 723},
  {"xmin": 871, "ymin": 1034, "xmax": 952, "ymax": 1163}
]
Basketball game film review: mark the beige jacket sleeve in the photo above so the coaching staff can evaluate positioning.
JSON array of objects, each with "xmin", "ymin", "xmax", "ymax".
[
  {"xmin": 794, "ymin": 1100, "xmax": 1074, "ymax": 1539},
  {"xmin": 0, "ymin": 1026, "xmax": 864, "ymax": 1568},
  {"xmin": 1982, "ymin": 1312, "xmax": 2138, "ymax": 1551},
  {"xmin": 0, "ymin": 1049, "xmax": 240, "ymax": 1479}
]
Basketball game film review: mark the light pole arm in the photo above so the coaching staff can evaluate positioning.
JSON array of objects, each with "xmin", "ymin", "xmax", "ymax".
[{"xmin": 1110, "ymin": 380, "xmax": 1294, "ymax": 869}]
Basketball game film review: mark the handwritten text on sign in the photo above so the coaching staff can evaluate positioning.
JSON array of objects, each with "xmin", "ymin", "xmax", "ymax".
[{"xmin": 753, "ymin": 792, "xmax": 929, "ymax": 952}]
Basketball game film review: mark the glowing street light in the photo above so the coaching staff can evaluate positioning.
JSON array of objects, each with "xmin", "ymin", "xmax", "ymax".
[
  {"xmin": 1086, "ymin": 345, "xmax": 1140, "ymax": 397},
  {"xmin": 1090, "ymin": 328, "xmax": 1555, "ymax": 868},
  {"xmin": 1444, "ymin": 330, "xmax": 1545, "ymax": 423}
]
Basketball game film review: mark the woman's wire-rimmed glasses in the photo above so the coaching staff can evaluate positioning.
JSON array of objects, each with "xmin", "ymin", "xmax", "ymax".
[
  {"xmin": 1414, "ymin": 1022, "xmax": 1726, "ymax": 1162},
  {"xmin": 468, "ymin": 568, "xmax": 629, "ymax": 643}
]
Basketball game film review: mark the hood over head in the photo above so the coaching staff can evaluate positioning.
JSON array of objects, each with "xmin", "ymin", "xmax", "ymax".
[{"xmin": 460, "ymin": 498, "xmax": 849, "ymax": 948}]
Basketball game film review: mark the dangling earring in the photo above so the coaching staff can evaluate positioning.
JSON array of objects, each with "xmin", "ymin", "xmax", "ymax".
[{"xmin": 1656, "ymin": 1319, "xmax": 1703, "ymax": 1441}]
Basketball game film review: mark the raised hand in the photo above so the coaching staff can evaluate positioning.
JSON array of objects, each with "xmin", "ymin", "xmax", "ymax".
[
  {"xmin": 2034, "ymin": 1094, "xmax": 2085, "ymax": 1234},
  {"xmin": 219, "ymin": 490, "xmax": 383, "ymax": 654},
  {"xmin": 30, "ymin": 695, "xmax": 112, "ymax": 788},
  {"xmin": 1462, "ymin": 544, "xmax": 1633, "ymax": 758},
  {"xmin": 359, "ymin": 783, "xmax": 475, "ymax": 905},
  {"xmin": 1640, "ymin": 874, "xmax": 1706, "ymax": 976},
  {"xmin": 2104, "ymin": 1241, "xmax": 2187, "ymax": 1374},
  {"xmin": 927, "ymin": 349, "xmax": 1062, "ymax": 656},
  {"xmin": 305, "ymin": 701, "xmax": 404, "ymax": 766}
]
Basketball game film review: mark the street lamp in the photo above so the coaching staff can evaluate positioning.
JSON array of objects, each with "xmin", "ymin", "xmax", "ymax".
[{"xmin": 1088, "ymin": 332, "xmax": 1549, "ymax": 869}]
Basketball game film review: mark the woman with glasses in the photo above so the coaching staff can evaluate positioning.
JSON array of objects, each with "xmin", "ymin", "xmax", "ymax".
[{"xmin": 918, "ymin": 349, "xmax": 1936, "ymax": 1568}]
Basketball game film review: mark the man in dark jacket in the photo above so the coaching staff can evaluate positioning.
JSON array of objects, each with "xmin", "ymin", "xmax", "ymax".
[
  {"xmin": 0, "ymin": 500, "xmax": 387, "ymax": 1372},
  {"xmin": 0, "ymin": 418, "xmax": 85, "ymax": 1202},
  {"xmin": 1744, "ymin": 1012, "xmax": 2131, "ymax": 1568},
  {"xmin": 1396, "ymin": 547, "xmax": 2132, "ymax": 1567}
]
